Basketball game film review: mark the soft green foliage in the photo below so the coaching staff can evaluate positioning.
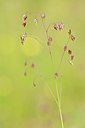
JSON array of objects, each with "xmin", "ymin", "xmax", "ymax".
[{"xmin": 0, "ymin": 0, "xmax": 85, "ymax": 128}]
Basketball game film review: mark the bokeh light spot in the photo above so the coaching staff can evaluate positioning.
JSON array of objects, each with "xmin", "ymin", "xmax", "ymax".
[{"xmin": 21, "ymin": 37, "xmax": 42, "ymax": 56}]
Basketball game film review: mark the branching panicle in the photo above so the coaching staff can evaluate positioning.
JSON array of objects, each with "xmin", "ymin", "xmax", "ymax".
[{"xmin": 20, "ymin": 12, "xmax": 76, "ymax": 128}]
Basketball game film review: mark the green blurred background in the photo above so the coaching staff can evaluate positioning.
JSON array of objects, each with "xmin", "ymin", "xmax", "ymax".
[{"xmin": 0, "ymin": 0, "xmax": 85, "ymax": 128}]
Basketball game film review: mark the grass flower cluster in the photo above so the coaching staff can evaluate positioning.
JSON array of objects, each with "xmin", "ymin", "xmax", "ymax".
[{"xmin": 20, "ymin": 12, "xmax": 76, "ymax": 128}]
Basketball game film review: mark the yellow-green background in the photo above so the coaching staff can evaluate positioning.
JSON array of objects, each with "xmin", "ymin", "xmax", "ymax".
[{"xmin": 0, "ymin": 0, "xmax": 85, "ymax": 128}]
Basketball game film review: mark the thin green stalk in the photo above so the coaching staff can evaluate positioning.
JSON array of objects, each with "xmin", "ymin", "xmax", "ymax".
[
  {"xmin": 34, "ymin": 65, "xmax": 65, "ymax": 128},
  {"xmin": 55, "ymin": 81, "xmax": 64, "ymax": 128},
  {"xmin": 41, "ymin": 18, "xmax": 64, "ymax": 128}
]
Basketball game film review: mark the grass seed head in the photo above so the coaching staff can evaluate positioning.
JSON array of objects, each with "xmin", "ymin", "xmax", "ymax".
[
  {"xmin": 20, "ymin": 36, "xmax": 24, "ymax": 44},
  {"xmin": 64, "ymin": 45, "xmax": 67, "ymax": 51},
  {"xmin": 54, "ymin": 23, "xmax": 64, "ymax": 31},
  {"xmin": 22, "ymin": 20, "xmax": 27, "ymax": 27},
  {"xmin": 68, "ymin": 29, "xmax": 71, "ymax": 35},
  {"xmin": 69, "ymin": 60, "xmax": 73, "ymax": 65},
  {"xmin": 41, "ymin": 13, "xmax": 46, "ymax": 19},
  {"xmin": 24, "ymin": 61, "xmax": 28, "ymax": 66},
  {"xmin": 47, "ymin": 36, "xmax": 53, "ymax": 46},
  {"xmin": 71, "ymin": 34, "xmax": 75, "ymax": 41},
  {"xmin": 31, "ymin": 63, "xmax": 35, "ymax": 68},
  {"xmin": 34, "ymin": 18, "xmax": 38, "ymax": 24},
  {"xmin": 71, "ymin": 55, "xmax": 74, "ymax": 60},
  {"xmin": 54, "ymin": 23, "xmax": 59, "ymax": 30},
  {"xmin": 54, "ymin": 72, "xmax": 58, "ymax": 80},
  {"xmin": 68, "ymin": 49, "xmax": 72, "ymax": 55},
  {"xmin": 23, "ymin": 14, "xmax": 27, "ymax": 21}
]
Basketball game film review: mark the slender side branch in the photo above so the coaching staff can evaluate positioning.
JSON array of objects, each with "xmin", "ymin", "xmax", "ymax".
[
  {"xmin": 41, "ymin": 19, "xmax": 54, "ymax": 65},
  {"xmin": 34, "ymin": 66, "xmax": 58, "ymax": 106},
  {"xmin": 57, "ymin": 37, "xmax": 70, "ymax": 73}
]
